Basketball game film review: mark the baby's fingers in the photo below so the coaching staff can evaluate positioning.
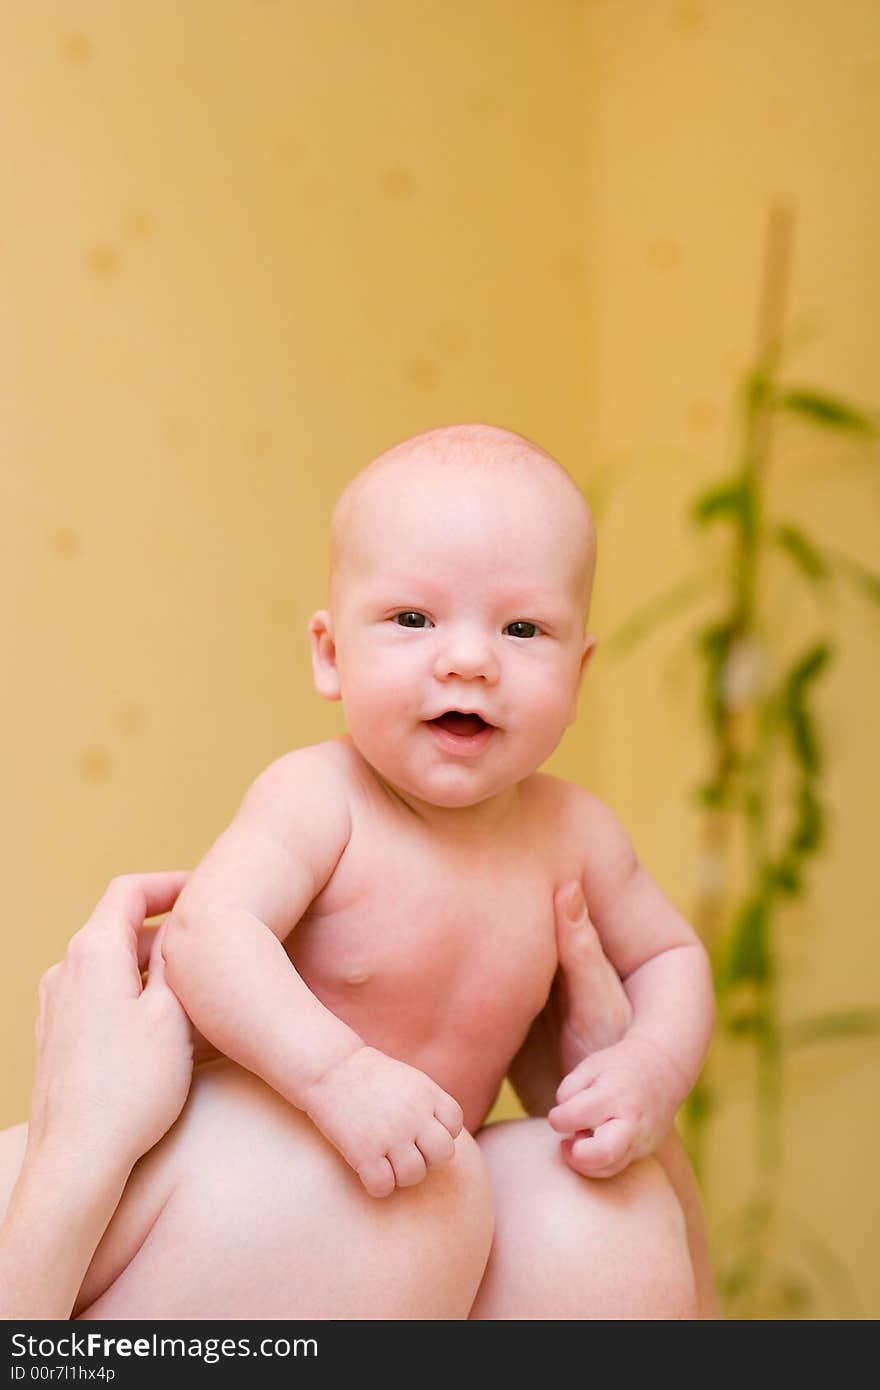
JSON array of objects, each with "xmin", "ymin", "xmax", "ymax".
[
  {"xmin": 387, "ymin": 1141, "xmax": 428, "ymax": 1189},
  {"xmin": 433, "ymin": 1091, "xmax": 464, "ymax": 1139},
  {"xmin": 416, "ymin": 1119, "xmax": 457, "ymax": 1171},
  {"xmin": 547, "ymin": 1087, "xmax": 608, "ymax": 1136},
  {"xmin": 562, "ymin": 1119, "xmax": 632, "ymax": 1178},
  {"xmin": 357, "ymin": 1155, "xmax": 396, "ymax": 1199},
  {"xmin": 555, "ymin": 1055, "xmax": 599, "ymax": 1105}
]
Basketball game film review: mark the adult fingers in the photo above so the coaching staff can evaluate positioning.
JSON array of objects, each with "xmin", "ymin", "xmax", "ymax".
[
  {"xmin": 80, "ymin": 872, "xmax": 191, "ymax": 995},
  {"xmin": 554, "ymin": 881, "xmax": 594, "ymax": 968},
  {"xmin": 137, "ymin": 923, "xmax": 159, "ymax": 973},
  {"xmin": 87, "ymin": 872, "xmax": 191, "ymax": 938},
  {"xmin": 143, "ymin": 920, "xmax": 171, "ymax": 993},
  {"xmin": 37, "ymin": 962, "xmax": 62, "ymax": 1010},
  {"xmin": 35, "ymin": 963, "xmax": 62, "ymax": 1047},
  {"xmin": 143, "ymin": 921, "xmax": 189, "ymax": 1025}
]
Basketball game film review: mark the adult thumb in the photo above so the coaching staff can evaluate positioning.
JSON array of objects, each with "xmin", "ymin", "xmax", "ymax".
[
  {"xmin": 554, "ymin": 881, "xmax": 595, "ymax": 971},
  {"xmin": 144, "ymin": 919, "xmax": 170, "ymax": 993}
]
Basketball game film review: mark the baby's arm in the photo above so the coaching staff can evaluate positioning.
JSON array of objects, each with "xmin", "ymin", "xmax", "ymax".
[
  {"xmin": 546, "ymin": 790, "xmax": 715, "ymax": 1176},
  {"xmin": 162, "ymin": 747, "xmax": 462, "ymax": 1196}
]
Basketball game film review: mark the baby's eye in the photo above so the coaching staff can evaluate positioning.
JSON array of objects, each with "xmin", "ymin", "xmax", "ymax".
[
  {"xmin": 505, "ymin": 621, "xmax": 540, "ymax": 639},
  {"xmin": 394, "ymin": 611, "xmax": 433, "ymax": 629}
]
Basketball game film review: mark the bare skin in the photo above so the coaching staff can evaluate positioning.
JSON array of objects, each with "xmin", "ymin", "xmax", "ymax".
[
  {"xmin": 0, "ymin": 879, "xmax": 711, "ymax": 1319},
  {"xmin": 0, "ymin": 425, "xmax": 719, "ymax": 1318},
  {"xmin": 499, "ymin": 878, "xmax": 719, "ymax": 1318},
  {"xmin": 161, "ymin": 425, "xmax": 713, "ymax": 1204}
]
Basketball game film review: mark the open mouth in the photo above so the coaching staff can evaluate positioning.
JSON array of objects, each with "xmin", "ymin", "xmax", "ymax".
[{"xmin": 428, "ymin": 711, "xmax": 492, "ymax": 735}]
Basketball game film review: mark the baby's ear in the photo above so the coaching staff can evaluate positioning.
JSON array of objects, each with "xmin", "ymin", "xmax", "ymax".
[
  {"xmin": 566, "ymin": 633, "xmax": 597, "ymax": 725},
  {"xmin": 308, "ymin": 610, "xmax": 342, "ymax": 702},
  {"xmin": 579, "ymin": 633, "xmax": 597, "ymax": 680}
]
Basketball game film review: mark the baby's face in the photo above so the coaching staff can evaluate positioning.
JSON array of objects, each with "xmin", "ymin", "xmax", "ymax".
[{"xmin": 310, "ymin": 454, "xmax": 595, "ymax": 815}]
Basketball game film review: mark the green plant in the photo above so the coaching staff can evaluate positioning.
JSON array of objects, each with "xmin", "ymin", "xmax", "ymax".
[{"xmin": 604, "ymin": 203, "xmax": 880, "ymax": 1317}]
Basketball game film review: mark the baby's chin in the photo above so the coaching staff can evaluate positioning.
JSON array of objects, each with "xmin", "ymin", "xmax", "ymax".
[{"xmin": 360, "ymin": 748, "xmax": 521, "ymax": 813}]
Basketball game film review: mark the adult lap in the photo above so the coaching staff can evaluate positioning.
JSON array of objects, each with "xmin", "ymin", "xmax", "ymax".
[
  {"xmin": 471, "ymin": 1117, "xmax": 697, "ymax": 1319},
  {"xmin": 73, "ymin": 1060, "xmax": 494, "ymax": 1319},
  {"xmin": 1, "ymin": 1068, "xmax": 694, "ymax": 1319}
]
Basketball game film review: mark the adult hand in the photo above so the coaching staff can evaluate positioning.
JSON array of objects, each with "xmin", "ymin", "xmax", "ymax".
[
  {"xmin": 27, "ymin": 871, "xmax": 195, "ymax": 1174},
  {"xmin": 552, "ymin": 881, "xmax": 633, "ymax": 1077},
  {"xmin": 507, "ymin": 881, "xmax": 632, "ymax": 1146},
  {"xmin": 1, "ymin": 871, "xmax": 195, "ymax": 1319}
]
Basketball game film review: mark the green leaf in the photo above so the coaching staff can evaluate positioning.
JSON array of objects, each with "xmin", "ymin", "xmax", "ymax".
[
  {"xmin": 696, "ymin": 621, "xmax": 735, "ymax": 729},
  {"xmin": 683, "ymin": 1079, "xmax": 712, "ymax": 1123},
  {"xmin": 782, "ymin": 1009, "xmax": 880, "ymax": 1049},
  {"xmin": 788, "ymin": 783, "xmax": 824, "ymax": 855},
  {"xmin": 825, "ymin": 550, "xmax": 880, "ymax": 608},
  {"xmin": 778, "ymin": 644, "xmax": 832, "ymax": 774},
  {"xmin": 692, "ymin": 477, "xmax": 753, "ymax": 531},
  {"xmin": 725, "ymin": 1008, "xmax": 770, "ymax": 1038},
  {"xmin": 768, "ymin": 857, "xmax": 802, "ymax": 896},
  {"xmin": 743, "ymin": 367, "xmax": 773, "ymax": 415},
  {"xmin": 772, "ymin": 525, "xmax": 828, "ymax": 583},
  {"xmin": 789, "ymin": 706, "xmax": 819, "ymax": 774},
  {"xmin": 774, "ymin": 388, "xmax": 878, "ymax": 435},
  {"xmin": 693, "ymin": 780, "xmax": 727, "ymax": 809},
  {"xmin": 787, "ymin": 642, "xmax": 833, "ymax": 687},
  {"xmin": 723, "ymin": 894, "xmax": 772, "ymax": 986},
  {"xmin": 603, "ymin": 571, "xmax": 717, "ymax": 657},
  {"xmin": 743, "ymin": 788, "xmax": 762, "ymax": 824}
]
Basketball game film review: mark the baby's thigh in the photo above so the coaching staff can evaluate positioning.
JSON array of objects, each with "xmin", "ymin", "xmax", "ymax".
[
  {"xmin": 471, "ymin": 1118, "xmax": 696, "ymax": 1320},
  {"xmin": 76, "ymin": 1062, "xmax": 494, "ymax": 1320}
]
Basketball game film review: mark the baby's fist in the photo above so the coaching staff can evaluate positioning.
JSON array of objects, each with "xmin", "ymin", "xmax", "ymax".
[
  {"xmin": 547, "ymin": 1037, "xmax": 680, "ymax": 1178},
  {"xmin": 302, "ymin": 1045, "xmax": 464, "ymax": 1197}
]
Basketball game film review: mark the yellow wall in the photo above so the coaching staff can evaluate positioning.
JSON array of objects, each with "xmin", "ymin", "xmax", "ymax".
[
  {"xmin": 577, "ymin": 0, "xmax": 879, "ymax": 1318},
  {"xmin": 1, "ymin": 0, "xmax": 589, "ymax": 1089},
  {"xmin": 2, "ymin": 2, "xmax": 877, "ymax": 1316}
]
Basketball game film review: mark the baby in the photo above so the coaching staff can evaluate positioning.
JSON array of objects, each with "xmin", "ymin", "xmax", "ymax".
[{"xmin": 163, "ymin": 422, "xmax": 714, "ymax": 1199}]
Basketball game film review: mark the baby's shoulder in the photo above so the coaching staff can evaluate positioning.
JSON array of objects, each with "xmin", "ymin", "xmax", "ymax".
[
  {"xmin": 524, "ymin": 774, "xmax": 633, "ymax": 858},
  {"xmin": 241, "ymin": 737, "xmax": 359, "ymax": 820},
  {"xmin": 522, "ymin": 770, "xmax": 595, "ymax": 821}
]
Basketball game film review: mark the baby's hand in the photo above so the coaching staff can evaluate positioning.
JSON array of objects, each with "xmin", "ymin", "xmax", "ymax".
[
  {"xmin": 302, "ymin": 1046, "xmax": 464, "ymax": 1197},
  {"xmin": 547, "ymin": 1036, "xmax": 682, "ymax": 1178}
]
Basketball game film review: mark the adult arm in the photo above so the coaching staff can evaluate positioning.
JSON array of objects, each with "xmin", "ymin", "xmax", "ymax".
[{"xmin": 0, "ymin": 873, "xmax": 193, "ymax": 1319}]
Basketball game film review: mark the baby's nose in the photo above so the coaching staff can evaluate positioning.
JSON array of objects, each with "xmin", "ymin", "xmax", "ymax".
[{"xmin": 433, "ymin": 627, "xmax": 500, "ymax": 683}]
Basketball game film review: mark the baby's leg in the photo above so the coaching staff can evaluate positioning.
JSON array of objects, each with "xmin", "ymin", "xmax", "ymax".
[
  {"xmin": 470, "ymin": 1118, "xmax": 696, "ymax": 1320},
  {"xmin": 1, "ymin": 1062, "xmax": 494, "ymax": 1320}
]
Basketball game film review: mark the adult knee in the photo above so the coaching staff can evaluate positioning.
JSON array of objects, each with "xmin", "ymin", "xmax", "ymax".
[
  {"xmin": 79, "ymin": 1064, "xmax": 496, "ymax": 1319},
  {"xmin": 177, "ymin": 1065, "xmax": 495, "ymax": 1317},
  {"xmin": 542, "ymin": 1147, "xmax": 697, "ymax": 1319},
  {"xmin": 475, "ymin": 1118, "xmax": 696, "ymax": 1319},
  {"xmin": 603, "ymin": 1156, "xmax": 697, "ymax": 1319}
]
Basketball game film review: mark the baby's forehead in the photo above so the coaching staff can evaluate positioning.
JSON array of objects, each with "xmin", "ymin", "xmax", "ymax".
[
  {"xmin": 331, "ymin": 431, "xmax": 595, "ymax": 611},
  {"xmin": 339, "ymin": 439, "xmax": 579, "ymax": 536}
]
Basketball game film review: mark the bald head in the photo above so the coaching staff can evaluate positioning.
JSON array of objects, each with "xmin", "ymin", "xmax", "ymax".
[{"xmin": 330, "ymin": 423, "xmax": 597, "ymax": 625}]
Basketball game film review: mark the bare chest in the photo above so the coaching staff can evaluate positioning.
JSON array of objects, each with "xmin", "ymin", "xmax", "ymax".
[{"xmin": 286, "ymin": 814, "xmax": 560, "ymax": 1055}]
